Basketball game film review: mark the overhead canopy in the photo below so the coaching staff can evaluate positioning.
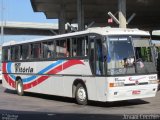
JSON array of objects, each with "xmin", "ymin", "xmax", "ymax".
[
  {"xmin": 31, "ymin": 0, "xmax": 160, "ymax": 30},
  {"xmin": 0, "ymin": 22, "xmax": 59, "ymax": 35}
]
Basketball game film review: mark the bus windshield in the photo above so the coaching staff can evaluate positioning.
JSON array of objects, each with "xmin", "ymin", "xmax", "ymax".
[{"xmin": 107, "ymin": 36, "xmax": 156, "ymax": 75}]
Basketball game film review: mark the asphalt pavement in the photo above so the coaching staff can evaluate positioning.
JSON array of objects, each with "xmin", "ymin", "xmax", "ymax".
[{"xmin": 0, "ymin": 84, "xmax": 159, "ymax": 120}]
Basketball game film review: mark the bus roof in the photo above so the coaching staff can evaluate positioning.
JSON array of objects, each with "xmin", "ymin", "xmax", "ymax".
[{"xmin": 2, "ymin": 27, "xmax": 150, "ymax": 46}]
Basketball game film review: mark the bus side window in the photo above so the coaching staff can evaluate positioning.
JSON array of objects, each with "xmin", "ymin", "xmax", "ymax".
[
  {"xmin": 15, "ymin": 46, "xmax": 20, "ymax": 60},
  {"xmin": 69, "ymin": 36, "xmax": 89, "ymax": 58},
  {"xmin": 47, "ymin": 41, "xmax": 56, "ymax": 58},
  {"xmin": 10, "ymin": 46, "xmax": 20, "ymax": 61},
  {"xmin": 2, "ymin": 47, "xmax": 10, "ymax": 61},
  {"xmin": 22, "ymin": 44, "xmax": 29, "ymax": 60},
  {"xmin": 72, "ymin": 38, "xmax": 77, "ymax": 57},
  {"xmin": 33, "ymin": 43, "xmax": 40, "ymax": 59},
  {"xmin": 30, "ymin": 43, "xmax": 40, "ymax": 59},
  {"xmin": 42, "ymin": 42, "xmax": 48, "ymax": 59},
  {"xmin": 77, "ymin": 36, "xmax": 88, "ymax": 57},
  {"xmin": 11, "ymin": 46, "xmax": 15, "ymax": 60},
  {"xmin": 56, "ymin": 40, "xmax": 69, "ymax": 58}
]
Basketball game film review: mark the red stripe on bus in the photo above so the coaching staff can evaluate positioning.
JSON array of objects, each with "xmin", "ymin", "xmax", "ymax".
[
  {"xmin": 3, "ymin": 63, "xmax": 16, "ymax": 88},
  {"xmin": 3, "ymin": 60, "xmax": 84, "ymax": 90}
]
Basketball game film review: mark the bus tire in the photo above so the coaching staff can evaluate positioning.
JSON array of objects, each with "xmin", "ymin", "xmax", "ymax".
[
  {"xmin": 16, "ymin": 80, "xmax": 24, "ymax": 96},
  {"xmin": 75, "ymin": 83, "xmax": 88, "ymax": 105}
]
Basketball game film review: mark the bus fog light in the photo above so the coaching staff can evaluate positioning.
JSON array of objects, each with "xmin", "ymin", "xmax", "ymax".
[{"xmin": 149, "ymin": 80, "xmax": 158, "ymax": 84}]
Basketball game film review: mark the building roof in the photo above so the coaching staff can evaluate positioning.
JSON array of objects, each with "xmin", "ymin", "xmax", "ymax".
[{"xmin": 31, "ymin": 0, "xmax": 160, "ymax": 30}]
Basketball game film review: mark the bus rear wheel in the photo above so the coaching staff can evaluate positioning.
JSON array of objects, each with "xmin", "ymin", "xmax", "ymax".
[
  {"xmin": 16, "ymin": 80, "xmax": 24, "ymax": 96},
  {"xmin": 75, "ymin": 83, "xmax": 88, "ymax": 105}
]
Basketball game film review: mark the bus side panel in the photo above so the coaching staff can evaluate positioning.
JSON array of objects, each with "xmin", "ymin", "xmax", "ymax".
[
  {"xmin": 23, "ymin": 76, "xmax": 64, "ymax": 96},
  {"xmin": 2, "ymin": 62, "xmax": 15, "ymax": 90},
  {"xmin": 85, "ymin": 77, "xmax": 107, "ymax": 102},
  {"xmin": 63, "ymin": 76, "xmax": 80, "ymax": 97},
  {"xmin": 2, "ymin": 74, "xmax": 15, "ymax": 90},
  {"xmin": 95, "ymin": 77, "xmax": 107, "ymax": 102},
  {"xmin": 2, "ymin": 59, "xmax": 94, "ymax": 98},
  {"xmin": 84, "ymin": 77, "xmax": 98, "ymax": 101}
]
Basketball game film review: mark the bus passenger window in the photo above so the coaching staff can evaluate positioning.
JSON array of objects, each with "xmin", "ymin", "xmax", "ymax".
[
  {"xmin": 42, "ymin": 42, "xmax": 48, "ymax": 58},
  {"xmin": 10, "ymin": 46, "xmax": 20, "ymax": 61},
  {"xmin": 2, "ymin": 47, "xmax": 10, "ymax": 61},
  {"xmin": 72, "ymin": 38, "xmax": 77, "ymax": 57},
  {"xmin": 63, "ymin": 41, "xmax": 68, "ymax": 57},
  {"xmin": 23, "ymin": 46, "xmax": 27, "ymax": 60},
  {"xmin": 31, "ymin": 43, "xmax": 40, "ymax": 59},
  {"xmin": 11, "ymin": 46, "xmax": 15, "ymax": 60},
  {"xmin": 48, "ymin": 41, "xmax": 55, "ymax": 58},
  {"xmin": 71, "ymin": 37, "xmax": 88, "ymax": 57},
  {"xmin": 15, "ymin": 46, "xmax": 20, "ymax": 60},
  {"xmin": 73, "ymin": 50, "xmax": 77, "ymax": 56},
  {"xmin": 56, "ymin": 40, "xmax": 69, "ymax": 58}
]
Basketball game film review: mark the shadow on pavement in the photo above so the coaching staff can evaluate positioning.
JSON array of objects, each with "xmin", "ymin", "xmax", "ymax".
[
  {"xmin": 88, "ymin": 99, "xmax": 149, "ymax": 108},
  {"xmin": 0, "ymin": 109, "xmax": 127, "ymax": 120},
  {"xmin": 4, "ymin": 89, "xmax": 17, "ymax": 94},
  {"xmin": 4, "ymin": 89, "xmax": 75, "ymax": 103}
]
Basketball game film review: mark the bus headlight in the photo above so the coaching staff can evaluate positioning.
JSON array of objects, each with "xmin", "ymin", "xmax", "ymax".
[
  {"xmin": 149, "ymin": 80, "xmax": 158, "ymax": 84},
  {"xmin": 109, "ymin": 82, "xmax": 124, "ymax": 87}
]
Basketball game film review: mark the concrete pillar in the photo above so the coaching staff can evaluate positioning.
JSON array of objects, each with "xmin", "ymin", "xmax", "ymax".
[
  {"xmin": 59, "ymin": 4, "xmax": 66, "ymax": 34},
  {"xmin": 118, "ymin": 0, "xmax": 127, "ymax": 28},
  {"xmin": 77, "ymin": 0, "xmax": 84, "ymax": 31}
]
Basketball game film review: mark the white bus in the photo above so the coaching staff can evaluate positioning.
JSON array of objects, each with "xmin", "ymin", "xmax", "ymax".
[{"xmin": 2, "ymin": 27, "xmax": 159, "ymax": 105}]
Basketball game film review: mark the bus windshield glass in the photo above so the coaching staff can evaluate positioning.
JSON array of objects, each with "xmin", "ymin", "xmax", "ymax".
[{"xmin": 107, "ymin": 36, "xmax": 156, "ymax": 75}]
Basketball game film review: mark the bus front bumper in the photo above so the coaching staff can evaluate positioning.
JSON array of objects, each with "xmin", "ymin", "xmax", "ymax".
[{"xmin": 106, "ymin": 84, "xmax": 158, "ymax": 102}]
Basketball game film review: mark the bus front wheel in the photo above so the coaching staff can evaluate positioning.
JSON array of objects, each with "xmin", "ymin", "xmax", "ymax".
[
  {"xmin": 16, "ymin": 80, "xmax": 24, "ymax": 96},
  {"xmin": 75, "ymin": 83, "xmax": 88, "ymax": 105}
]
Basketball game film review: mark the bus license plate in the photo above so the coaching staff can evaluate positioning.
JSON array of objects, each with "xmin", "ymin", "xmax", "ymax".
[{"xmin": 132, "ymin": 90, "xmax": 141, "ymax": 95}]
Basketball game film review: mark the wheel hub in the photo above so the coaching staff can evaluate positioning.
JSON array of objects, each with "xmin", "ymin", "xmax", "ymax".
[
  {"xmin": 17, "ymin": 83, "xmax": 22, "ymax": 93},
  {"xmin": 77, "ymin": 87, "xmax": 86, "ymax": 101}
]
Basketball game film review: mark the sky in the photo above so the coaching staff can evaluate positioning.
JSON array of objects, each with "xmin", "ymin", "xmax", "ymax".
[
  {"xmin": 2, "ymin": 0, "xmax": 57, "ymax": 23},
  {"xmin": 1, "ymin": 0, "xmax": 58, "ymax": 44}
]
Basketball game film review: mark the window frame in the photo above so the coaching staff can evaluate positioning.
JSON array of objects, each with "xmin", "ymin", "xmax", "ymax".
[{"xmin": 2, "ymin": 33, "xmax": 91, "ymax": 62}]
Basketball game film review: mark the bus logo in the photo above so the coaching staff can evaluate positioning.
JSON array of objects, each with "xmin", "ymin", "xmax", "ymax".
[
  {"xmin": 15, "ymin": 63, "xmax": 34, "ymax": 73},
  {"xmin": 129, "ymin": 77, "xmax": 146, "ymax": 81}
]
